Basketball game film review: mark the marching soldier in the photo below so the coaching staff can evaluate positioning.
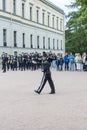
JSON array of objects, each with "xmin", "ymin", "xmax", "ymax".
[{"xmin": 34, "ymin": 54, "xmax": 55, "ymax": 94}]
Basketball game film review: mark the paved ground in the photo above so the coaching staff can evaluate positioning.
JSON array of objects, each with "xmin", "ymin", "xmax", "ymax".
[{"xmin": 0, "ymin": 69, "xmax": 87, "ymax": 130}]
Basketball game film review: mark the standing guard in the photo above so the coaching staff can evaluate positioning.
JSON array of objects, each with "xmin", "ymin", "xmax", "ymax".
[
  {"xmin": 22, "ymin": 53, "xmax": 26, "ymax": 71},
  {"xmin": 12, "ymin": 51, "xmax": 18, "ymax": 71},
  {"xmin": 18, "ymin": 54, "xmax": 23, "ymax": 70},
  {"xmin": 7, "ymin": 55, "xmax": 11, "ymax": 71},
  {"xmin": 2, "ymin": 53, "xmax": 8, "ymax": 73}
]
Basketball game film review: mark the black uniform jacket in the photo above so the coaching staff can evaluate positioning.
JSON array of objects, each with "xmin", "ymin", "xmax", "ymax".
[{"xmin": 41, "ymin": 60, "xmax": 51, "ymax": 74}]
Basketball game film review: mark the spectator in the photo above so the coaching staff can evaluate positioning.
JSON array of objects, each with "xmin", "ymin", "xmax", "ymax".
[{"xmin": 64, "ymin": 53, "xmax": 69, "ymax": 71}]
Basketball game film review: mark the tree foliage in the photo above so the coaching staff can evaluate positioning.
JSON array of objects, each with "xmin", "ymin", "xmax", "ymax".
[{"xmin": 65, "ymin": 0, "xmax": 87, "ymax": 54}]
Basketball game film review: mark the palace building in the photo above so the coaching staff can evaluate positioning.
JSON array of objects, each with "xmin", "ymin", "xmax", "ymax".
[{"xmin": 0, "ymin": 0, "xmax": 65, "ymax": 55}]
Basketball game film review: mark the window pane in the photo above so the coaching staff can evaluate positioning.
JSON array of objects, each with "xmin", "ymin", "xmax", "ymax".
[
  {"xmin": 53, "ymin": 39, "xmax": 55, "ymax": 49},
  {"xmin": 43, "ymin": 37, "xmax": 45, "ymax": 49},
  {"xmin": 52, "ymin": 17, "xmax": 54, "ymax": 28},
  {"xmin": 13, "ymin": 0, "xmax": 16, "ymax": 14},
  {"xmin": 57, "ymin": 17, "xmax": 59, "ymax": 30},
  {"xmin": 42, "ymin": 12, "xmax": 45, "ymax": 25},
  {"xmin": 30, "ymin": 7, "xmax": 32, "ymax": 21},
  {"xmin": 30, "ymin": 34, "xmax": 33, "ymax": 48},
  {"xmin": 37, "ymin": 36, "xmax": 39, "ymax": 48},
  {"xmin": 3, "ymin": 29, "xmax": 7, "ymax": 46},
  {"xmin": 61, "ymin": 40, "xmax": 62, "ymax": 50},
  {"xmin": 22, "ymin": 3, "xmax": 25, "ymax": 18},
  {"xmin": 14, "ymin": 31, "xmax": 17, "ymax": 47},
  {"xmin": 48, "ymin": 15, "xmax": 50, "ymax": 27},
  {"xmin": 23, "ymin": 33, "xmax": 25, "ymax": 48},
  {"xmin": 2, "ymin": 0, "xmax": 6, "ymax": 11},
  {"xmin": 37, "ymin": 10, "xmax": 39, "ymax": 23},
  {"xmin": 60, "ymin": 19, "xmax": 62, "ymax": 30},
  {"xmin": 57, "ymin": 40, "xmax": 59, "ymax": 50},
  {"xmin": 48, "ymin": 38, "xmax": 50, "ymax": 49}
]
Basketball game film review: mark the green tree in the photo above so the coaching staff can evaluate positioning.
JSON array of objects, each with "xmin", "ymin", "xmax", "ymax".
[{"xmin": 65, "ymin": 0, "xmax": 87, "ymax": 54}]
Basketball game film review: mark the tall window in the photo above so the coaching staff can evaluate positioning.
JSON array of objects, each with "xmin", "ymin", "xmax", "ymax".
[
  {"xmin": 61, "ymin": 40, "xmax": 62, "ymax": 50},
  {"xmin": 53, "ymin": 39, "xmax": 55, "ymax": 49},
  {"xmin": 36, "ymin": 10, "xmax": 39, "ymax": 23},
  {"xmin": 23, "ymin": 33, "xmax": 25, "ymax": 48},
  {"xmin": 30, "ymin": 34, "xmax": 33, "ymax": 48},
  {"xmin": 48, "ymin": 38, "xmax": 50, "ymax": 49},
  {"xmin": 52, "ymin": 16, "xmax": 54, "ymax": 28},
  {"xmin": 57, "ymin": 40, "xmax": 59, "ymax": 50},
  {"xmin": 42, "ymin": 12, "xmax": 45, "ymax": 25},
  {"xmin": 30, "ymin": 6, "xmax": 32, "ymax": 21},
  {"xmin": 57, "ymin": 17, "xmax": 59, "ymax": 30},
  {"xmin": 48, "ymin": 15, "xmax": 50, "ymax": 27},
  {"xmin": 13, "ymin": 0, "xmax": 16, "ymax": 14},
  {"xmin": 2, "ymin": 0, "xmax": 6, "ymax": 11},
  {"xmin": 22, "ymin": 3, "xmax": 25, "ymax": 18},
  {"xmin": 60, "ymin": 19, "xmax": 62, "ymax": 31},
  {"xmin": 43, "ymin": 37, "xmax": 45, "ymax": 49},
  {"xmin": 14, "ymin": 31, "xmax": 17, "ymax": 47},
  {"xmin": 3, "ymin": 29, "xmax": 7, "ymax": 46},
  {"xmin": 37, "ymin": 36, "xmax": 39, "ymax": 48}
]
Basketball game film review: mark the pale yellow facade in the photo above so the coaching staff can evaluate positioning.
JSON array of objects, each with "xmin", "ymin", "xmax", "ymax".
[{"xmin": 0, "ymin": 0, "xmax": 65, "ymax": 55}]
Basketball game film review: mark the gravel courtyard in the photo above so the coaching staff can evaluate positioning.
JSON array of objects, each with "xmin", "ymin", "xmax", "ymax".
[{"xmin": 0, "ymin": 70, "xmax": 87, "ymax": 130}]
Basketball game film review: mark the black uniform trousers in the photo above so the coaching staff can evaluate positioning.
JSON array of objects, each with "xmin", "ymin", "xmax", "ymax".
[
  {"xmin": 37, "ymin": 72, "xmax": 55, "ymax": 93},
  {"xmin": 2, "ymin": 63, "xmax": 6, "ymax": 72}
]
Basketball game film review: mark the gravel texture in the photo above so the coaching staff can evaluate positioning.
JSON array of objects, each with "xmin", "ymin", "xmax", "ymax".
[{"xmin": 0, "ymin": 69, "xmax": 87, "ymax": 130}]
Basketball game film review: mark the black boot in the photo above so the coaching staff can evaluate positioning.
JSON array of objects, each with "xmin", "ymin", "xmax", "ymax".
[
  {"xmin": 34, "ymin": 90, "xmax": 40, "ymax": 94},
  {"xmin": 49, "ymin": 91, "xmax": 55, "ymax": 94}
]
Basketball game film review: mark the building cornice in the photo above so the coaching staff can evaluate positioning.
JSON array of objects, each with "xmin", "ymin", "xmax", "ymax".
[
  {"xmin": 0, "ymin": 10, "xmax": 64, "ymax": 35},
  {"xmin": 40, "ymin": 0, "xmax": 65, "ymax": 15}
]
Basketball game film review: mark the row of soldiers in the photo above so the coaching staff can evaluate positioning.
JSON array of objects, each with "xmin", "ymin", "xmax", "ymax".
[{"xmin": 1, "ymin": 51, "xmax": 57, "ymax": 73}]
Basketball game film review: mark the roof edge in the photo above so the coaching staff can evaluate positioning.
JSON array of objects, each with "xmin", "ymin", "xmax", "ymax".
[{"xmin": 40, "ymin": 0, "xmax": 65, "ymax": 15}]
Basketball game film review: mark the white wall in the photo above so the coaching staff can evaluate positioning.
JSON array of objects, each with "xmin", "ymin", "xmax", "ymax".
[{"xmin": 0, "ymin": 0, "xmax": 65, "ymax": 56}]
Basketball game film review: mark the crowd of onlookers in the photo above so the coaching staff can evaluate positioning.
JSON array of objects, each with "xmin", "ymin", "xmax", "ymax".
[
  {"xmin": 53, "ymin": 52, "xmax": 87, "ymax": 71},
  {"xmin": 0, "ymin": 51, "xmax": 87, "ymax": 73}
]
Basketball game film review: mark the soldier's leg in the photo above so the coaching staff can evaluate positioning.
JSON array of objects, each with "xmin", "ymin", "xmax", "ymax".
[
  {"xmin": 3, "ymin": 63, "xmax": 6, "ymax": 72},
  {"xmin": 7, "ymin": 63, "xmax": 9, "ymax": 71},
  {"xmin": 47, "ymin": 74, "xmax": 55, "ymax": 93},
  {"xmin": 15, "ymin": 62, "xmax": 17, "ymax": 71},
  {"xmin": 35, "ymin": 74, "xmax": 47, "ymax": 94},
  {"xmin": 13, "ymin": 63, "xmax": 14, "ymax": 71}
]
